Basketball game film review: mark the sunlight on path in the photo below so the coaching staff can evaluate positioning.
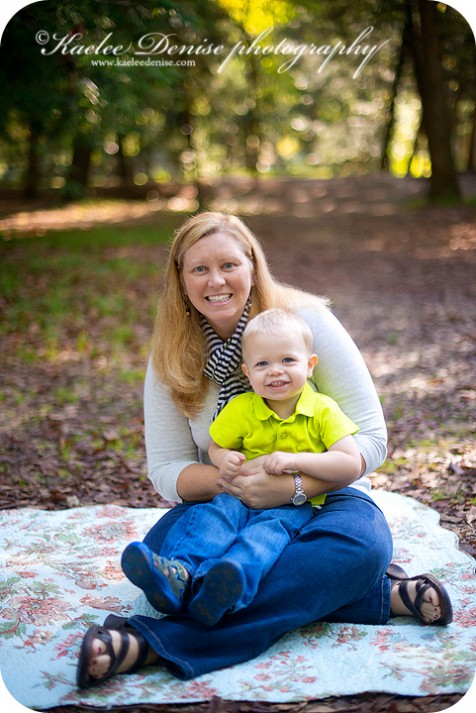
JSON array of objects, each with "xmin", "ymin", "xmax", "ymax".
[
  {"xmin": 1, "ymin": 174, "xmax": 475, "ymax": 238},
  {"xmin": 0, "ymin": 196, "xmax": 197, "ymax": 237}
]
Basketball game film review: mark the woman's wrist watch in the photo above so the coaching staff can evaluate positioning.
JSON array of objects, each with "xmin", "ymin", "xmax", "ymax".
[{"xmin": 291, "ymin": 473, "xmax": 307, "ymax": 506}]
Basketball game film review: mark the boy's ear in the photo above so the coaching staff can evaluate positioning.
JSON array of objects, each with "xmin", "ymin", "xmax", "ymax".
[
  {"xmin": 242, "ymin": 363, "xmax": 250, "ymax": 379},
  {"xmin": 308, "ymin": 354, "xmax": 318, "ymax": 374}
]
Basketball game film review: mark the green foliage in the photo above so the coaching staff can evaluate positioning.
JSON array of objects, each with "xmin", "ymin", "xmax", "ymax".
[
  {"xmin": 216, "ymin": 0, "xmax": 295, "ymax": 33},
  {"xmin": 0, "ymin": 0, "xmax": 475, "ymax": 189}
]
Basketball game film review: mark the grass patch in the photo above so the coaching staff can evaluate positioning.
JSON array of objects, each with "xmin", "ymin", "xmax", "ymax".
[
  {"xmin": 118, "ymin": 367, "xmax": 146, "ymax": 384},
  {"xmin": 1, "ymin": 220, "xmax": 174, "ymax": 250},
  {"xmin": 377, "ymin": 455, "xmax": 412, "ymax": 475},
  {"xmin": 0, "ymin": 222, "xmax": 172, "ymax": 369}
]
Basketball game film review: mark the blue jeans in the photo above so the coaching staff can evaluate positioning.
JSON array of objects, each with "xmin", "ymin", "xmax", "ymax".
[
  {"xmin": 160, "ymin": 492, "xmax": 314, "ymax": 611},
  {"xmin": 127, "ymin": 487, "xmax": 393, "ymax": 680}
]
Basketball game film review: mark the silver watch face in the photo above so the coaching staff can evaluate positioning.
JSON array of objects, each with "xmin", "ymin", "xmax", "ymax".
[{"xmin": 292, "ymin": 492, "xmax": 307, "ymax": 506}]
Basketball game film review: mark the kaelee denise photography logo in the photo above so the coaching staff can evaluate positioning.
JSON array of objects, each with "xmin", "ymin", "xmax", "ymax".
[{"xmin": 35, "ymin": 26, "xmax": 390, "ymax": 77}]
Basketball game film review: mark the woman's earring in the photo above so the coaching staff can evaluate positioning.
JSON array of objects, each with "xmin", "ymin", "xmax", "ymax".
[{"xmin": 185, "ymin": 303, "xmax": 191, "ymax": 316}]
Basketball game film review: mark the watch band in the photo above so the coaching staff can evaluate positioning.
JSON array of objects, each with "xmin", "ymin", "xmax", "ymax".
[{"xmin": 291, "ymin": 473, "xmax": 307, "ymax": 506}]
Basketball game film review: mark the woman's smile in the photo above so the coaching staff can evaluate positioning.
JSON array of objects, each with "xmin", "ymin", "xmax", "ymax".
[{"xmin": 205, "ymin": 293, "xmax": 233, "ymax": 304}]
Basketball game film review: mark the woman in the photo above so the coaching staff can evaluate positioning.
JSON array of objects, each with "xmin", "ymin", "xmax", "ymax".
[{"xmin": 77, "ymin": 212, "xmax": 452, "ymax": 688}]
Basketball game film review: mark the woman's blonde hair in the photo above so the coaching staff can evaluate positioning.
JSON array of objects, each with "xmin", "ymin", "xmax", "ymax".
[{"xmin": 152, "ymin": 211, "xmax": 328, "ymax": 416}]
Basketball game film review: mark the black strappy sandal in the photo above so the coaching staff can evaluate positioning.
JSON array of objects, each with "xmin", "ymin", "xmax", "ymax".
[
  {"xmin": 76, "ymin": 624, "xmax": 149, "ymax": 689},
  {"xmin": 387, "ymin": 563, "xmax": 453, "ymax": 626},
  {"xmin": 103, "ymin": 613, "xmax": 134, "ymax": 630}
]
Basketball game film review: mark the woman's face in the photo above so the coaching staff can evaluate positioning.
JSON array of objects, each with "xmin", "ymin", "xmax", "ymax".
[{"xmin": 181, "ymin": 231, "xmax": 254, "ymax": 339}]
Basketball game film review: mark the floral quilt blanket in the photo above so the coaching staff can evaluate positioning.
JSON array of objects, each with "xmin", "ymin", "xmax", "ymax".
[{"xmin": 0, "ymin": 490, "xmax": 475, "ymax": 710}]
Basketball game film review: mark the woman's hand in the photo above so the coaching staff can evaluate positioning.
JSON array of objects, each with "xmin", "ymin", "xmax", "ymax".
[{"xmin": 217, "ymin": 457, "xmax": 294, "ymax": 509}]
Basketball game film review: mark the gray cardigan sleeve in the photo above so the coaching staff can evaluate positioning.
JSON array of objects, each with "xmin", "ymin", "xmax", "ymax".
[
  {"xmin": 299, "ymin": 306, "xmax": 387, "ymax": 476},
  {"xmin": 144, "ymin": 306, "xmax": 387, "ymax": 501},
  {"xmin": 143, "ymin": 360, "xmax": 201, "ymax": 501}
]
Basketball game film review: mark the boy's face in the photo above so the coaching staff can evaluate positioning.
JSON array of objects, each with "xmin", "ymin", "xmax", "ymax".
[{"xmin": 242, "ymin": 331, "xmax": 318, "ymax": 403}]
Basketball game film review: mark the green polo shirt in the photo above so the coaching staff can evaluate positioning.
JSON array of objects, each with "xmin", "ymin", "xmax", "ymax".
[{"xmin": 209, "ymin": 382, "xmax": 359, "ymax": 506}]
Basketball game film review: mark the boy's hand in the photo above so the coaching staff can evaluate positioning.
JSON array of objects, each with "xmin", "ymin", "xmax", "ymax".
[
  {"xmin": 263, "ymin": 451, "xmax": 298, "ymax": 475},
  {"xmin": 219, "ymin": 450, "xmax": 246, "ymax": 478}
]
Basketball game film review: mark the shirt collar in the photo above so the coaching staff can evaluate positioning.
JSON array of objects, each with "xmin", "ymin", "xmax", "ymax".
[{"xmin": 253, "ymin": 381, "xmax": 315, "ymax": 421}]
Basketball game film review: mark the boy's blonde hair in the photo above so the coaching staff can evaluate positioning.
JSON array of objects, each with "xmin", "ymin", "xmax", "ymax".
[{"xmin": 242, "ymin": 308, "xmax": 315, "ymax": 357}]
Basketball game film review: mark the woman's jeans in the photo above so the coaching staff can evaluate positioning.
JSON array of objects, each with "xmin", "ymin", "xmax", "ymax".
[
  {"xmin": 128, "ymin": 487, "xmax": 393, "ymax": 680},
  {"xmin": 160, "ymin": 492, "xmax": 314, "ymax": 611}
]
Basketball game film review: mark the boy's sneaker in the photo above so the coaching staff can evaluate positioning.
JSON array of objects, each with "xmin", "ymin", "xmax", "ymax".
[
  {"xmin": 121, "ymin": 542, "xmax": 189, "ymax": 615},
  {"xmin": 189, "ymin": 559, "xmax": 245, "ymax": 626}
]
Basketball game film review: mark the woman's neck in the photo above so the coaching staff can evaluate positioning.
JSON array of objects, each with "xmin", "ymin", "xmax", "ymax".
[{"xmin": 206, "ymin": 318, "xmax": 239, "ymax": 341}]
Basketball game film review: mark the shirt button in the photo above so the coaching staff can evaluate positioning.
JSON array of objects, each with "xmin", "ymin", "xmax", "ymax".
[{"xmin": 280, "ymin": 432, "xmax": 288, "ymax": 439}]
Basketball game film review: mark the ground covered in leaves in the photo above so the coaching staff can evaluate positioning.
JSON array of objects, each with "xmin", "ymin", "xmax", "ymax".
[{"xmin": 1, "ymin": 173, "xmax": 475, "ymax": 713}]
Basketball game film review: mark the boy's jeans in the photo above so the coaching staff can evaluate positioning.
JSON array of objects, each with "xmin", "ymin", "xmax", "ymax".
[{"xmin": 160, "ymin": 492, "xmax": 314, "ymax": 610}]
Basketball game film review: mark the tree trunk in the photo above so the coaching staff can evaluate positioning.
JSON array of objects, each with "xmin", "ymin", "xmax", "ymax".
[
  {"xmin": 408, "ymin": 112, "xmax": 424, "ymax": 175},
  {"xmin": 23, "ymin": 118, "xmax": 41, "ymax": 199},
  {"xmin": 467, "ymin": 106, "xmax": 476, "ymax": 173},
  {"xmin": 116, "ymin": 135, "xmax": 133, "ymax": 186},
  {"xmin": 380, "ymin": 11, "xmax": 411, "ymax": 171},
  {"xmin": 407, "ymin": 0, "xmax": 460, "ymax": 200},
  {"xmin": 65, "ymin": 133, "xmax": 93, "ymax": 199},
  {"xmin": 243, "ymin": 49, "xmax": 261, "ymax": 173}
]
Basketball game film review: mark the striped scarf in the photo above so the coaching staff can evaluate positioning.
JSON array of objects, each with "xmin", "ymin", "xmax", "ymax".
[{"xmin": 201, "ymin": 298, "xmax": 252, "ymax": 420}]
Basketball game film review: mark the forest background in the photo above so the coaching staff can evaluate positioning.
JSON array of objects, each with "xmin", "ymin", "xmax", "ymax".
[
  {"xmin": 1, "ymin": 2, "xmax": 476, "ymax": 712},
  {"xmin": 0, "ymin": 0, "xmax": 475, "ymax": 200}
]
